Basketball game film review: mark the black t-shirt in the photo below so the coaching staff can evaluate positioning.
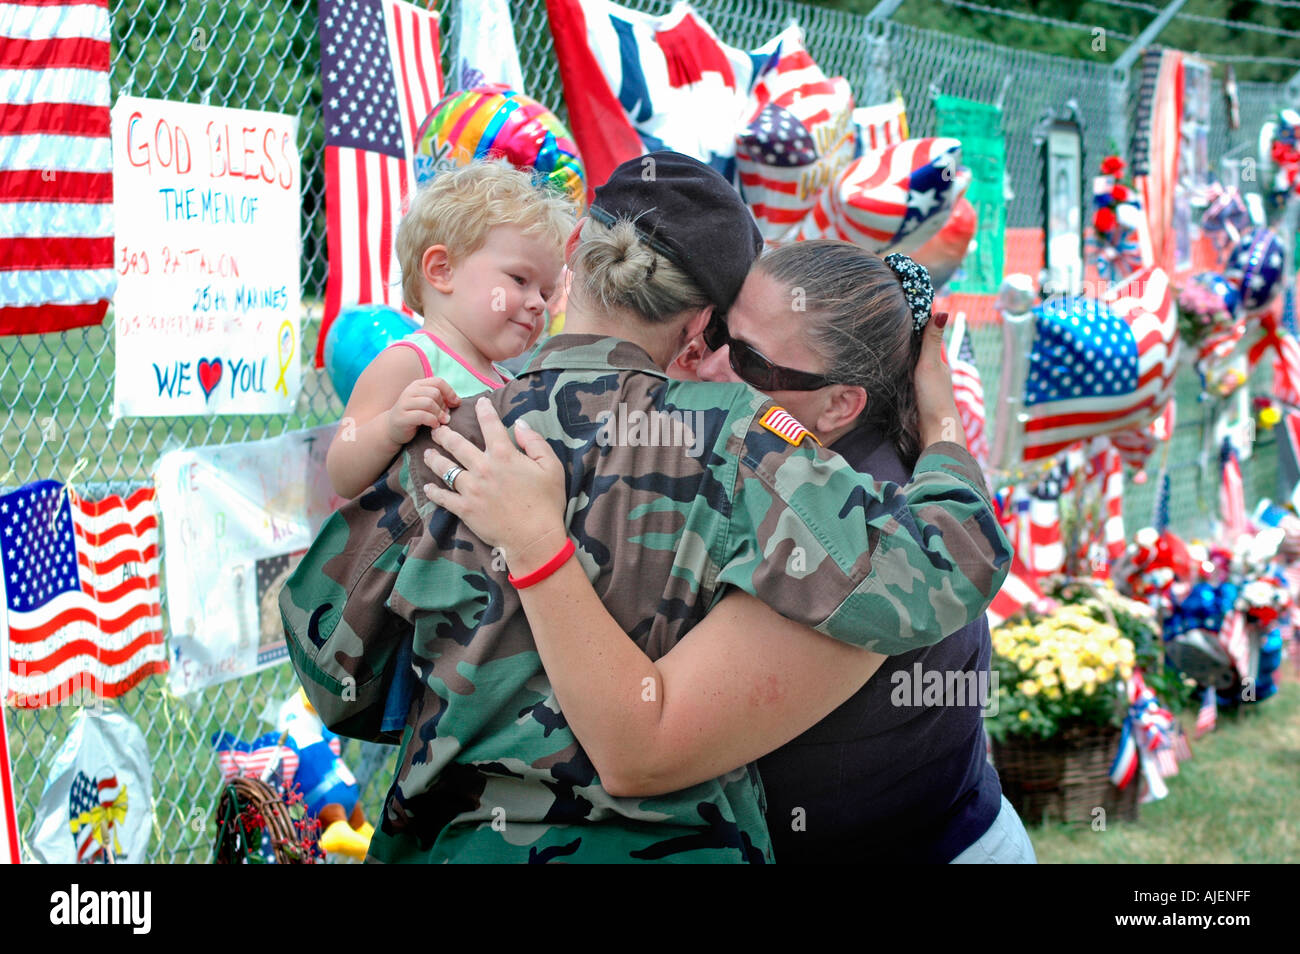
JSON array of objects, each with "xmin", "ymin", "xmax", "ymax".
[{"xmin": 757, "ymin": 426, "xmax": 1003, "ymax": 863}]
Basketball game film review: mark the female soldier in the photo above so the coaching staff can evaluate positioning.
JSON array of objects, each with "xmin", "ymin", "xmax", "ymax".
[
  {"xmin": 282, "ymin": 153, "xmax": 1011, "ymax": 862},
  {"xmin": 432, "ymin": 241, "xmax": 1035, "ymax": 864}
]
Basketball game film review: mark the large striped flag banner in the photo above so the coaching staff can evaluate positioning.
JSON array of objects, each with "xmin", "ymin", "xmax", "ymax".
[
  {"xmin": 1017, "ymin": 266, "xmax": 1178, "ymax": 464},
  {"xmin": 314, "ymin": 0, "xmax": 444, "ymax": 367},
  {"xmin": 0, "ymin": 0, "xmax": 116, "ymax": 335},
  {"xmin": 545, "ymin": 0, "xmax": 781, "ymax": 188},
  {"xmin": 1133, "ymin": 48, "xmax": 1183, "ymax": 277},
  {"xmin": 1, "ymin": 481, "xmax": 166, "ymax": 707}
]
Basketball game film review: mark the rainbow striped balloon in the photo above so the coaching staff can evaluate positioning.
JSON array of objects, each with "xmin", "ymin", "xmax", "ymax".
[{"xmin": 413, "ymin": 85, "xmax": 586, "ymax": 208}]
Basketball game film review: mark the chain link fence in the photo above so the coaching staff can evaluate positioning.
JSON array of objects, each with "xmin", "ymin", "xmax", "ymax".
[{"xmin": 1, "ymin": 0, "xmax": 1292, "ymax": 861}]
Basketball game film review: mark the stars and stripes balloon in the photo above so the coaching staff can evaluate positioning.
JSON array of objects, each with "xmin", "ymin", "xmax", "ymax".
[
  {"xmin": 1225, "ymin": 228, "xmax": 1285, "ymax": 315},
  {"xmin": 734, "ymin": 33, "xmax": 855, "ymax": 242},
  {"xmin": 413, "ymin": 85, "xmax": 586, "ymax": 208},
  {"xmin": 795, "ymin": 137, "xmax": 969, "ymax": 255}
]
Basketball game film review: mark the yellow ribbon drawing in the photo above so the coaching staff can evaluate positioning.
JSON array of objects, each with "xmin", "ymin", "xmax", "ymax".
[
  {"xmin": 47, "ymin": 457, "xmax": 89, "ymax": 532},
  {"xmin": 274, "ymin": 319, "xmax": 296, "ymax": 397},
  {"xmin": 70, "ymin": 786, "xmax": 129, "ymax": 860}
]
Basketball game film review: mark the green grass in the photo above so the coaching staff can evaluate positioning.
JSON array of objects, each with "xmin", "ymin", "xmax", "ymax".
[{"xmin": 1029, "ymin": 677, "xmax": 1300, "ymax": 863}]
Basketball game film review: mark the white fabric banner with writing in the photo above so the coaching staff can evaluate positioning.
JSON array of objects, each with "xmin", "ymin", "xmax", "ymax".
[
  {"xmin": 111, "ymin": 96, "xmax": 302, "ymax": 417},
  {"xmin": 155, "ymin": 425, "xmax": 342, "ymax": 694},
  {"xmin": 454, "ymin": 0, "xmax": 525, "ymax": 93}
]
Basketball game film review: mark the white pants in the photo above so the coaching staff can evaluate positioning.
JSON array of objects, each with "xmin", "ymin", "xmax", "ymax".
[{"xmin": 949, "ymin": 795, "xmax": 1037, "ymax": 864}]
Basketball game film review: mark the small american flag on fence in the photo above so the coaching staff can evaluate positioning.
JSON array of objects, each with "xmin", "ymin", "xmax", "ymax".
[
  {"xmin": 2, "ymin": 481, "xmax": 167, "ymax": 707},
  {"xmin": 0, "ymin": 0, "xmax": 116, "ymax": 335},
  {"xmin": 314, "ymin": 0, "xmax": 444, "ymax": 367},
  {"xmin": 1020, "ymin": 266, "xmax": 1177, "ymax": 463},
  {"xmin": 948, "ymin": 318, "xmax": 988, "ymax": 465}
]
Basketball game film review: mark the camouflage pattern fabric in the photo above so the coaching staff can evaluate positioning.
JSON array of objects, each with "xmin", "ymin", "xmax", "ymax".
[{"xmin": 280, "ymin": 334, "xmax": 1012, "ymax": 863}]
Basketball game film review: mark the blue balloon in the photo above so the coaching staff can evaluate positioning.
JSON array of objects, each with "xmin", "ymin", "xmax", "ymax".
[
  {"xmin": 1224, "ymin": 228, "xmax": 1284, "ymax": 314},
  {"xmin": 1190, "ymin": 271, "xmax": 1241, "ymax": 317},
  {"xmin": 324, "ymin": 305, "xmax": 420, "ymax": 405}
]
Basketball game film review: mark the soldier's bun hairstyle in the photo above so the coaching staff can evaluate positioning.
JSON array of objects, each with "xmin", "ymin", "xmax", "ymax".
[
  {"xmin": 755, "ymin": 240, "xmax": 924, "ymax": 468},
  {"xmin": 570, "ymin": 215, "xmax": 711, "ymax": 325}
]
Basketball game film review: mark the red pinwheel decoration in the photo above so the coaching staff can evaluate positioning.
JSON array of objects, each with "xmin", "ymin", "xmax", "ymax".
[{"xmin": 1088, "ymin": 155, "xmax": 1144, "ymax": 281}]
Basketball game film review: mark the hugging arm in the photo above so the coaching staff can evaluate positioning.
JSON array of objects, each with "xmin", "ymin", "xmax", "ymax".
[{"xmin": 423, "ymin": 400, "xmax": 885, "ymax": 796}]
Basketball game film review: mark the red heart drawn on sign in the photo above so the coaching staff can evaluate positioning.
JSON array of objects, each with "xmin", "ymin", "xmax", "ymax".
[{"xmin": 198, "ymin": 358, "xmax": 223, "ymax": 400}]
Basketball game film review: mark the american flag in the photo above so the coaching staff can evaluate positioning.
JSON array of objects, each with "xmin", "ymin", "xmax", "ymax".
[
  {"xmin": 0, "ymin": 0, "xmax": 116, "ymax": 335},
  {"xmin": 314, "ymin": 0, "xmax": 444, "ymax": 367},
  {"xmin": 735, "ymin": 36, "xmax": 854, "ymax": 241},
  {"xmin": 758, "ymin": 406, "xmax": 816, "ymax": 447},
  {"xmin": 2, "ymin": 481, "xmax": 167, "ymax": 707},
  {"xmin": 948, "ymin": 321, "xmax": 988, "ymax": 466},
  {"xmin": 68, "ymin": 769, "xmax": 123, "ymax": 863},
  {"xmin": 1219, "ymin": 438, "xmax": 1247, "ymax": 542},
  {"xmin": 795, "ymin": 137, "xmax": 967, "ymax": 256},
  {"xmin": 1020, "ymin": 266, "xmax": 1178, "ymax": 463},
  {"xmin": 1195, "ymin": 684, "xmax": 1217, "ymax": 738}
]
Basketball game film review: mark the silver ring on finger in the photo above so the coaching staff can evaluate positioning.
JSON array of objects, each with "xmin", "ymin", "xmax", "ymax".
[{"xmin": 441, "ymin": 465, "xmax": 464, "ymax": 491}]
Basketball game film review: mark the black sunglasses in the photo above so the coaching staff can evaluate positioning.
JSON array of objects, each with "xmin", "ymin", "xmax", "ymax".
[{"xmin": 702, "ymin": 313, "xmax": 834, "ymax": 392}]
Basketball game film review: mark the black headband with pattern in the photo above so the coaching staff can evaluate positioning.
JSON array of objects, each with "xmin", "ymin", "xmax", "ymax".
[{"xmin": 884, "ymin": 253, "xmax": 935, "ymax": 335}]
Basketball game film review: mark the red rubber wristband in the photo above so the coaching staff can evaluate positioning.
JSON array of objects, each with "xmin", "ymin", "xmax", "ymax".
[{"xmin": 507, "ymin": 538, "xmax": 576, "ymax": 589}]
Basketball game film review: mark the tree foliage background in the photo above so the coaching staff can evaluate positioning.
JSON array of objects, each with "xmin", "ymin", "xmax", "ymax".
[{"xmin": 811, "ymin": 0, "xmax": 1300, "ymax": 84}]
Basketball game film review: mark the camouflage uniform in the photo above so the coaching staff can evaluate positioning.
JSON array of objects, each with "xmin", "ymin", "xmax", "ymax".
[{"xmin": 281, "ymin": 334, "xmax": 1012, "ymax": 863}]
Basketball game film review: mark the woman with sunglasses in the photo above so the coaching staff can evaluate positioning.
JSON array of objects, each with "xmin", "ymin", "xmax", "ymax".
[{"xmin": 426, "ymin": 238, "xmax": 1035, "ymax": 864}]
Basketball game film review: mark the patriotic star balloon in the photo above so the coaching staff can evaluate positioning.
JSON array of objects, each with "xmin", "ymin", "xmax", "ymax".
[
  {"xmin": 734, "ymin": 30, "xmax": 855, "ymax": 242},
  {"xmin": 795, "ymin": 137, "xmax": 970, "ymax": 255},
  {"xmin": 1225, "ymin": 228, "xmax": 1285, "ymax": 314}
]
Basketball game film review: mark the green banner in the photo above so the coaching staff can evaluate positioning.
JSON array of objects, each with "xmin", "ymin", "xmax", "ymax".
[{"xmin": 934, "ymin": 94, "xmax": 1006, "ymax": 295}]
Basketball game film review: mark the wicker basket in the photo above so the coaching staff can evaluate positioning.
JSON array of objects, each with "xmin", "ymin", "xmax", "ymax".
[
  {"xmin": 992, "ymin": 722, "xmax": 1140, "ymax": 826},
  {"xmin": 213, "ymin": 776, "xmax": 317, "ymax": 864}
]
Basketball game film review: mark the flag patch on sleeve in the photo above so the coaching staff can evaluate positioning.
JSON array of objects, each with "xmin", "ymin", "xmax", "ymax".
[{"xmin": 758, "ymin": 407, "xmax": 821, "ymax": 447}]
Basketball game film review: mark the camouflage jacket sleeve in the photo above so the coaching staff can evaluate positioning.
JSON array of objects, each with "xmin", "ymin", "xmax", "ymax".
[
  {"xmin": 279, "ymin": 466, "xmax": 423, "ymax": 742},
  {"xmin": 718, "ymin": 423, "xmax": 1011, "ymax": 655}
]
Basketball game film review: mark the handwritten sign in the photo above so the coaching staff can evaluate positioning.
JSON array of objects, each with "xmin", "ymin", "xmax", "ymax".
[
  {"xmin": 154, "ymin": 425, "xmax": 342, "ymax": 694},
  {"xmin": 111, "ymin": 96, "xmax": 302, "ymax": 417}
]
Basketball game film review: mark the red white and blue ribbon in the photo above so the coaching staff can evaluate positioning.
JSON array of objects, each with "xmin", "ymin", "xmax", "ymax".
[{"xmin": 1111, "ymin": 671, "xmax": 1188, "ymax": 798}]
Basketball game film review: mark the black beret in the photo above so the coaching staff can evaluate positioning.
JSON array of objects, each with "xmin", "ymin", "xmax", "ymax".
[{"xmin": 589, "ymin": 151, "xmax": 763, "ymax": 314}]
